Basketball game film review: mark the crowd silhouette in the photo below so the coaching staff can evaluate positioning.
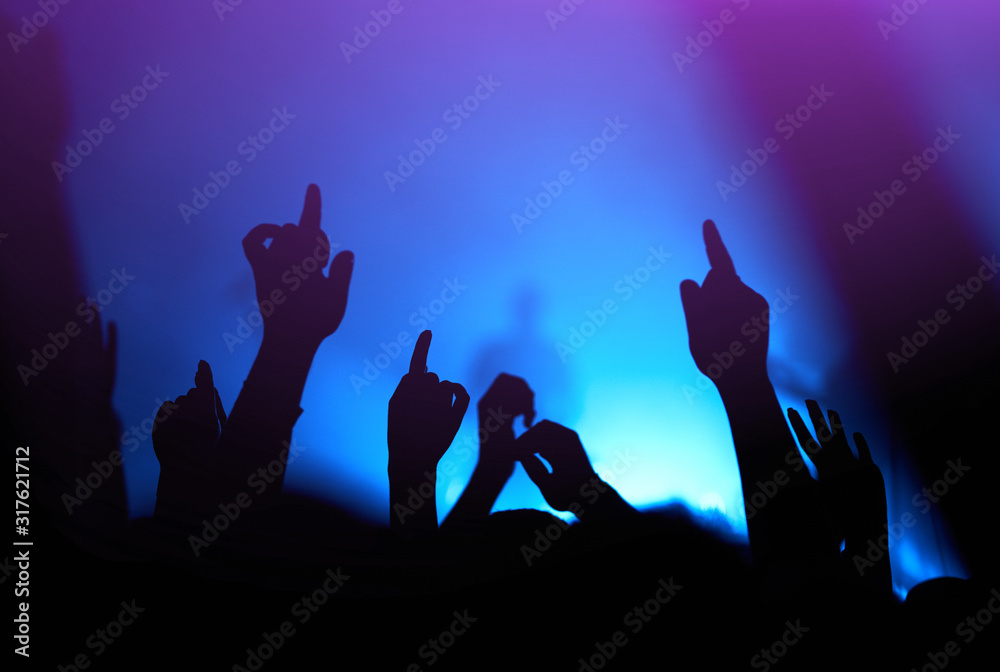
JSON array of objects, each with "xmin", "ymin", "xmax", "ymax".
[
  {"xmin": 2, "ymin": 14, "xmax": 998, "ymax": 667},
  {"xmin": 5, "ymin": 181, "xmax": 996, "ymax": 670}
]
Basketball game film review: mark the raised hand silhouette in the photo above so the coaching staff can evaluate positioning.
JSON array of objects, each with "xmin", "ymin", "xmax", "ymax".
[
  {"xmin": 388, "ymin": 330, "xmax": 470, "ymax": 467},
  {"xmin": 518, "ymin": 421, "xmax": 595, "ymax": 512},
  {"xmin": 789, "ymin": 400, "xmax": 891, "ymax": 596},
  {"xmin": 442, "ymin": 373, "xmax": 534, "ymax": 529},
  {"xmin": 477, "ymin": 373, "xmax": 536, "ymax": 458},
  {"xmin": 152, "ymin": 360, "xmax": 228, "ymax": 524},
  {"xmin": 216, "ymin": 184, "xmax": 354, "ymax": 493},
  {"xmin": 241, "ymin": 183, "xmax": 354, "ymax": 348},
  {"xmin": 788, "ymin": 402, "xmax": 882, "ymax": 482},
  {"xmin": 388, "ymin": 330, "xmax": 470, "ymax": 533},
  {"xmin": 679, "ymin": 220, "xmax": 770, "ymax": 389},
  {"xmin": 678, "ymin": 220, "xmax": 836, "ymax": 596},
  {"xmin": 153, "ymin": 361, "xmax": 226, "ymax": 466},
  {"xmin": 519, "ymin": 420, "xmax": 634, "ymax": 521}
]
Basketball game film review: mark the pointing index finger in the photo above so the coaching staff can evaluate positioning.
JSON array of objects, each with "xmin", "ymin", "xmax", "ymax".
[
  {"xmin": 409, "ymin": 330, "xmax": 432, "ymax": 375},
  {"xmin": 299, "ymin": 184, "xmax": 321, "ymax": 232},
  {"xmin": 243, "ymin": 223, "xmax": 282, "ymax": 267},
  {"xmin": 195, "ymin": 360, "xmax": 213, "ymax": 390},
  {"xmin": 703, "ymin": 219, "xmax": 736, "ymax": 276}
]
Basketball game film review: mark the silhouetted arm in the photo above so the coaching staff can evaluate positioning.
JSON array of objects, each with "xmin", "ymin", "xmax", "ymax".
[
  {"xmin": 519, "ymin": 420, "xmax": 637, "ymax": 523},
  {"xmin": 680, "ymin": 221, "xmax": 836, "ymax": 589},
  {"xmin": 215, "ymin": 184, "xmax": 353, "ymax": 497},
  {"xmin": 388, "ymin": 330, "xmax": 470, "ymax": 536},
  {"xmin": 788, "ymin": 401, "xmax": 892, "ymax": 598},
  {"xmin": 718, "ymin": 378, "xmax": 821, "ymax": 548},
  {"xmin": 152, "ymin": 360, "xmax": 228, "ymax": 525},
  {"xmin": 442, "ymin": 374, "xmax": 535, "ymax": 530}
]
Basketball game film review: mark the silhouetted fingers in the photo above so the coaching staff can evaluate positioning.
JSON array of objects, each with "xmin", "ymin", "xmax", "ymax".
[
  {"xmin": 524, "ymin": 407, "xmax": 536, "ymax": 429},
  {"xmin": 152, "ymin": 401, "xmax": 177, "ymax": 437},
  {"xmin": 314, "ymin": 229, "xmax": 332, "ymax": 267},
  {"xmin": 409, "ymin": 330, "xmax": 432, "ymax": 375},
  {"xmin": 183, "ymin": 387, "xmax": 199, "ymax": 402},
  {"xmin": 441, "ymin": 381, "xmax": 470, "ymax": 428},
  {"xmin": 511, "ymin": 376, "xmax": 536, "ymax": 425},
  {"xmin": 165, "ymin": 394, "xmax": 190, "ymax": 426},
  {"xmin": 518, "ymin": 420, "xmax": 573, "ymax": 461},
  {"xmin": 854, "ymin": 432, "xmax": 873, "ymax": 464},
  {"xmin": 195, "ymin": 359, "xmax": 213, "ymax": 390},
  {"xmin": 703, "ymin": 219, "xmax": 736, "ymax": 277},
  {"xmin": 191, "ymin": 360, "xmax": 223, "ymax": 419},
  {"xmin": 521, "ymin": 418, "xmax": 560, "ymax": 439},
  {"xmin": 327, "ymin": 249, "xmax": 355, "ymax": 293},
  {"xmin": 242, "ymin": 223, "xmax": 282, "ymax": 268},
  {"xmin": 299, "ymin": 183, "xmax": 321, "ymax": 232},
  {"xmin": 484, "ymin": 373, "xmax": 536, "ymax": 425},
  {"xmin": 520, "ymin": 452, "xmax": 552, "ymax": 488},
  {"xmin": 827, "ymin": 409, "xmax": 855, "ymax": 458},
  {"xmin": 806, "ymin": 399, "xmax": 831, "ymax": 442},
  {"xmin": 788, "ymin": 408, "xmax": 820, "ymax": 457},
  {"xmin": 679, "ymin": 279, "xmax": 703, "ymax": 334},
  {"xmin": 191, "ymin": 360, "xmax": 216, "ymax": 409},
  {"xmin": 827, "ymin": 409, "xmax": 844, "ymax": 435},
  {"xmin": 514, "ymin": 420, "xmax": 544, "ymax": 457},
  {"xmin": 266, "ymin": 222, "xmax": 299, "ymax": 258}
]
